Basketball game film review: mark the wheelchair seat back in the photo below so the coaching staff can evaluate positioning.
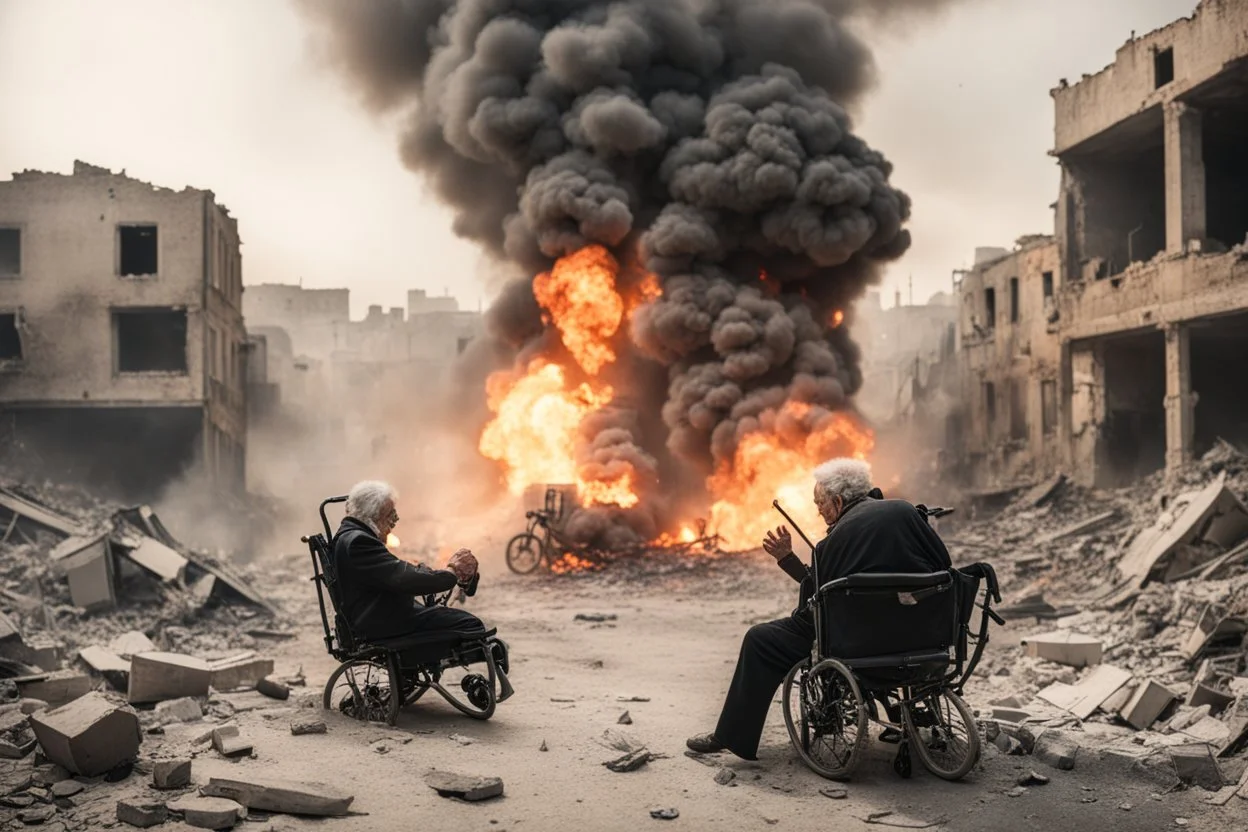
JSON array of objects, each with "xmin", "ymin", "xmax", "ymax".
[
  {"xmin": 306, "ymin": 530, "xmax": 360, "ymax": 658},
  {"xmin": 820, "ymin": 571, "xmax": 959, "ymax": 665}
]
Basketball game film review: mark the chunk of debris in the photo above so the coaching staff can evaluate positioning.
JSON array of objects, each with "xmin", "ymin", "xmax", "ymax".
[
  {"xmin": 1037, "ymin": 664, "xmax": 1132, "ymax": 719},
  {"xmin": 255, "ymin": 677, "xmax": 289, "ymax": 701},
  {"xmin": 50, "ymin": 779, "xmax": 83, "ymax": 798},
  {"xmin": 1017, "ymin": 770, "xmax": 1050, "ymax": 786},
  {"xmin": 618, "ymin": 710, "xmax": 632, "ymax": 725},
  {"xmin": 50, "ymin": 534, "xmax": 115, "ymax": 611},
  {"xmin": 862, "ymin": 810, "xmax": 948, "ymax": 828},
  {"xmin": 1038, "ymin": 510, "xmax": 1118, "ymax": 544},
  {"xmin": 1120, "ymin": 680, "xmax": 1181, "ymax": 730},
  {"xmin": 1022, "ymin": 631, "xmax": 1102, "ymax": 667},
  {"xmin": 120, "ymin": 535, "xmax": 188, "ymax": 584},
  {"xmin": 0, "ymin": 488, "xmax": 84, "ymax": 536},
  {"xmin": 154, "ymin": 697, "xmax": 202, "ymax": 725},
  {"xmin": 152, "ymin": 759, "xmax": 191, "ymax": 789},
  {"xmin": 1169, "ymin": 745, "xmax": 1226, "ymax": 791},
  {"xmin": 574, "ymin": 613, "xmax": 617, "ymax": 623},
  {"xmin": 18, "ymin": 804, "xmax": 57, "ymax": 824},
  {"xmin": 108, "ymin": 632, "xmax": 156, "ymax": 660},
  {"xmin": 1024, "ymin": 474, "xmax": 1067, "ymax": 507},
  {"xmin": 210, "ymin": 725, "xmax": 252, "ymax": 758},
  {"xmin": 208, "ymin": 655, "xmax": 274, "ymax": 691},
  {"xmin": 167, "ymin": 795, "xmax": 246, "ymax": 830},
  {"xmin": 1004, "ymin": 786, "xmax": 1027, "ymax": 798},
  {"xmin": 29, "ymin": 691, "xmax": 141, "ymax": 776},
  {"xmin": 714, "ymin": 767, "xmax": 735, "ymax": 785},
  {"xmin": 0, "ymin": 709, "xmax": 36, "ymax": 759},
  {"xmin": 618, "ymin": 696, "xmax": 650, "ymax": 702},
  {"xmin": 424, "ymin": 770, "xmax": 504, "ymax": 802},
  {"xmin": 128, "ymin": 653, "xmax": 212, "ymax": 704},
  {"xmin": 996, "ymin": 592, "xmax": 1077, "ymax": 622},
  {"xmin": 820, "ymin": 786, "xmax": 848, "ymax": 799},
  {"xmin": 201, "ymin": 775, "xmax": 354, "ymax": 816},
  {"xmin": 649, "ymin": 808, "xmax": 679, "ymax": 820},
  {"xmin": 539, "ymin": 739, "xmax": 548, "ymax": 752},
  {"xmin": 77, "ymin": 646, "xmax": 130, "ymax": 691},
  {"xmin": 1181, "ymin": 605, "xmax": 1247, "ymax": 661},
  {"xmin": 14, "ymin": 672, "xmax": 93, "ymax": 707},
  {"xmin": 289, "ymin": 716, "xmax": 326, "ymax": 736},
  {"xmin": 1033, "ymin": 730, "xmax": 1080, "ymax": 771},
  {"xmin": 605, "ymin": 748, "xmax": 652, "ymax": 772},
  {"xmin": 117, "ymin": 799, "xmax": 167, "ymax": 828},
  {"xmin": 449, "ymin": 733, "xmax": 474, "ymax": 746}
]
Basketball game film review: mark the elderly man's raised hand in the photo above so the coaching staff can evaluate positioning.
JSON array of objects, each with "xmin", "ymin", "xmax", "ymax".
[
  {"xmin": 762, "ymin": 526, "xmax": 793, "ymax": 562},
  {"xmin": 447, "ymin": 548, "xmax": 479, "ymax": 584}
]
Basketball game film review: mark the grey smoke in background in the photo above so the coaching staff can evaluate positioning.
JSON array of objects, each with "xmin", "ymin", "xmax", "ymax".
[{"xmin": 298, "ymin": 0, "xmax": 945, "ymax": 544}]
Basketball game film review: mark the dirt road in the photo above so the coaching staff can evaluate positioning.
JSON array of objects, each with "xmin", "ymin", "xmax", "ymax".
[{"xmin": 169, "ymin": 551, "xmax": 1247, "ymax": 832}]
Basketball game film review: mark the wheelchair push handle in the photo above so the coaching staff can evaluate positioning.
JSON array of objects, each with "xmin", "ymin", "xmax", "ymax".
[{"xmin": 319, "ymin": 495, "xmax": 348, "ymax": 539}]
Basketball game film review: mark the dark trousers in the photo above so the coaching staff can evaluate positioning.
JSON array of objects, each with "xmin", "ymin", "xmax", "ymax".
[
  {"xmin": 409, "ymin": 603, "xmax": 484, "ymax": 632},
  {"xmin": 714, "ymin": 615, "xmax": 814, "ymax": 760}
]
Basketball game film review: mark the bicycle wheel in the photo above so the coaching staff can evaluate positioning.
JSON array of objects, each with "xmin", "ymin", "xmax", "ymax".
[
  {"xmin": 901, "ymin": 688, "xmax": 981, "ymax": 781},
  {"xmin": 506, "ymin": 533, "xmax": 543, "ymax": 574},
  {"xmin": 782, "ymin": 658, "xmax": 869, "ymax": 781},
  {"xmin": 322, "ymin": 658, "xmax": 400, "ymax": 724}
]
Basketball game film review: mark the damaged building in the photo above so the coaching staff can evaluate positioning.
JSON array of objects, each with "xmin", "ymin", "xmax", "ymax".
[
  {"xmin": 955, "ymin": 0, "xmax": 1248, "ymax": 489},
  {"xmin": 0, "ymin": 161, "xmax": 247, "ymax": 499}
]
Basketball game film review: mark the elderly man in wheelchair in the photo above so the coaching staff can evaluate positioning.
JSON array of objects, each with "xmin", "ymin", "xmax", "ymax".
[
  {"xmin": 303, "ymin": 480, "xmax": 513, "ymax": 726},
  {"xmin": 687, "ymin": 458, "xmax": 1000, "ymax": 781}
]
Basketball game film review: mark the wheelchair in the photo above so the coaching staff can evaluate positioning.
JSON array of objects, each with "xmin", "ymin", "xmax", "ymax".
[
  {"xmin": 781, "ymin": 508, "xmax": 1002, "ymax": 782},
  {"xmin": 302, "ymin": 496, "xmax": 514, "ymax": 726}
]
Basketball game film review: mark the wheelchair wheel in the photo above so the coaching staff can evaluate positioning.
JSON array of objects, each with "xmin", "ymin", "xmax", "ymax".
[
  {"xmin": 782, "ymin": 658, "xmax": 869, "ymax": 781},
  {"xmin": 322, "ymin": 658, "xmax": 400, "ymax": 725},
  {"xmin": 901, "ymin": 689, "xmax": 981, "ymax": 781},
  {"xmin": 506, "ymin": 533, "xmax": 543, "ymax": 574}
]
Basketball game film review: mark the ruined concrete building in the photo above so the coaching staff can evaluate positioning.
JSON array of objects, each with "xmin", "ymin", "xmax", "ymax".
[
  {"xmin": 956, "ymin": 0, "xmax": 1248, "ymax": 489},
  {"xmin": 0, "ymin": 161, "xmax": 246, "ymax": 498}
]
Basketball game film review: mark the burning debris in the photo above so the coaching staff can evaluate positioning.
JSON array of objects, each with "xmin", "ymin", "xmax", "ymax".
[{"xmin": 299, "ymin": 0, "xmax": 911, "ymax": 551}]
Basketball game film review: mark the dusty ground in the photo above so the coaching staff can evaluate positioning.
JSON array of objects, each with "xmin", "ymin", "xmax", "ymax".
[{"xmin": 80, "ymin": 547, "xmax": 1242, "ymax": 832}]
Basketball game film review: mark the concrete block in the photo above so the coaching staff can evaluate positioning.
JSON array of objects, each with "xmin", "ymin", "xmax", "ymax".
[
  {"xmin": 128, "ymin": 653, "xmax": 211, "ymax": 704},
  {"xmin": 1169, "ymin": 744, "xmax": 1226, "ymax": 790},
  {"xmin": 255, "ymin": 677, "xmax": 289, "ymax": 701},
  {"xmin": 424, "ymin": 770, "xmax": 504, "ymax": 801},
  {"xmin": 167, "ymin": 795, "xmax": 246, "ymax": 830},
  {"xmin": 1000, "ymin": 722, "xmax": 1038, "ymax": 754},
  {"xmin": 1189, "ymin": 682, "xmax": 1236, "ymax": 716},
  {"xmin": 154, "ymin": 697, "xmax": 202, "ymax": 724},
  {"xmin": 152, "ymin": 758, "xmax": 191, "ymax": 789},
  {"xmin": 211, "ymin": 724, "xmax": 252, "ymax": 758},
  {"xmin": 1182, "ymin": 604, "xmax": 1247, "ymax": 660},
  {"xmin": 289, "ymin": 716, "xmax": 326, "ymax": 736},
  {"xmin": 201, "ymin": 775, "xmax": 354, "ymax": 816},
  {"xmin": 1038, "ymin": 664, "xmax": 1132, "ymax": 718},
  {"xmin": 15, "ymin": 672, "xmax": 94, "ymax": 707},
  {"xmin": 29, "ymin": 691, "xmax": 142, "ymax": 776},
  {"xmin": 1022, "ymin": 631, "xmax": 1103, "ymax": 667},
  {"xmin": 208, "ymin": 656, "xmax": 274, "ymax": 691},
  {"xmin": 1181, "ymin": 716, "xmax": 1230, "ymax": 746},
  {"xmin": 108, "ymin": 631, "xmax": 156, "ymax": 660},
  {"xmin": 1120, "ymin": 680, "xmax": 1181, "ymax": 730},
  {"xmin": 117, "ymin": 799, "xmax": 167, "ymax": 828},
  {"xmin": 1033, "ymin": 730, "xmax": 1080, "ymax": 770},
  {"xmin": 78, "ymin": 646, "xmax": 130, "ymax": 691},
  {"xmin": 51, "ymin": 534, "xmax": 116, "ymax": 612}
]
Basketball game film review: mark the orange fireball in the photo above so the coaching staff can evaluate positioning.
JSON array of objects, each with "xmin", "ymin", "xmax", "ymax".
[{"xmin": 533, "ymin": 245, "xmax": 625, "ymax": 376}]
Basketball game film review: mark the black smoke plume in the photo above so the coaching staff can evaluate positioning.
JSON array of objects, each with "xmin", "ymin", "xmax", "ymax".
[{"xmin": 299, "ymin": 0, "xmax": 940, "ymax": 545}]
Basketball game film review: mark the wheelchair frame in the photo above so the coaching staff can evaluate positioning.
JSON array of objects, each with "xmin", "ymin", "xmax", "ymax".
[
  {"xmin": 783, "ymin": 506, "xmax": 1003, "ymax": 782},
  {"xmin": 303, "ymin": 496, "xmax": 513, "ymax": 726}
]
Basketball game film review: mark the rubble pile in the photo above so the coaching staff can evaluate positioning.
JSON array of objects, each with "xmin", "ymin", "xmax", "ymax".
[{"xmin": 951, "ymin": 441, "xmax": 1248, "ymax": 793}]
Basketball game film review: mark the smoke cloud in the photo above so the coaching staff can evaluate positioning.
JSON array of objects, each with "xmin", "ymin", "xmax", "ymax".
[{"xmin": 299, "ymin": 0, "xmax": 950, "ymax": 545}]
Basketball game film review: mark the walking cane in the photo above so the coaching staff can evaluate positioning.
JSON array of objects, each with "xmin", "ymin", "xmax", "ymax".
[{"xmin": 771, "ymin": 499, "xmax": 817, "ymax": 553}]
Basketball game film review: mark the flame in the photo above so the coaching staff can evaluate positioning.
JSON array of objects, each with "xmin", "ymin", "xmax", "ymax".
[
  {"xmin": 758, "ymin": 268, "xmax": 780, "ymax": 297},
  {"xmin": 532, "ymin": 245, "xmax": 624, "ymax": 375},
  {"xmin": 549, "ymin": 552, "xmax": 599, "ymax": 575},
  {"xmin": 386, "ymin": 533, "xmax": 401, "ymax": 549},
  {"xmin": 830, "ymin": 309, "xmax": 845, "ymax": 328},
  {"xmin": 652, "ymin": 524, "xmax": 703, "ymax": 548},
  {"xmin": 707, "ymin": 404, "xmax": 874, "ymax": 550},
  {"xmin": 579, "ymin": 471, "xmax": 639, "ymax": 509}
]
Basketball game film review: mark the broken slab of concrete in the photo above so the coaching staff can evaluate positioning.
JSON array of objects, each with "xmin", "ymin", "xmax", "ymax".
[
  {"xmin": 1120, "ymin": 680, "xmax": 1181, "ymax": 730},
  {"xmin": 117, "ymin": 799, "xmax": 168, "ymax": 828},
  {"xmin": 424, "ymin": 770, "xmax": 504, "ymax": 802},
  {"xmin": 0, "ymin": 488, "xmax": 84, "ymax": 537},
  {"xmin": 1023, "ymin": 474, "xmax": 1067, "ymax": 508},
  {"xmin": 29, "ymin": 691, "xmax": 142, "ymax": 776},
  {"xmin": 200, "ymin": 775, "xmax": 354, "ymax": 816},
  {"xmin": 604, "ymin": 748, "xmax": 653, "ymax": 772},
  {"xmin": 1169, "ymin": 744, "xmax": 1226, "ymax": 790},
  {"xmin": 255, "ymin": 677, "xmax": 289, "ymax": 701},
  {"xmin": 108, "ymin": 632, "xmax": 156, "ymax": 660},
  {"xmin": 1038, "ymin": 510, "xmax": 1118, "ymax": 544},
  {"xmin": 153, "ymin": 697, "xmax": 202, "ymax": 725},
  {"xmin": 289, "ymin": 716, "xmax": 326, "ymax": 736},
  {"xmin": 1037, "ymin": 664, "xmax": 1132, "ymax": 719},
  {"xmin": 49, "ymin": 533, "xmax": 116, "ymax": 612},
  {"xmin": 119, "ymin": 536, "xmax": 187, "ymax": 583},
  {"xmin": 77, "ymin": 646, "xmax": 130, "ymax": 691},
  {"xmin": 1117, "ymin": 473, "xmax": 1248, "ymax": 590},
  {"xmin": 1022, "ymin": 631, "xmax": 1103, "ymax": 668},
  {"xmin": 1181, "ymin": 604, "xmax": 1247, "ymax": 661},
  {"xmin": 152, "ymin": 759, "xmax": 191, "ymax": 789},
  {"xmin": 1033, "ymin": 730, "xmax": 1080, "ymax": 770},
  {"xmin": 1218, "ymin": 696, "xmax": 1248, "ymax": 758},
  {"xmin": 208, "ymin": 655, "xmax": 274, "ymax": 691},
  {"xmin": 167, "ymin": 795, "xmax": 246, "ymax": 830},
  {"xmin": 128, "ymin": 653, "xmax": 211, "ymax": 704},
  {"xmin": 211, "ymin": 724, "xmax": 252, "ymax": 758},
  {"xmin": 0, "ymin": 709, "xmax": 36, "ymax": 759},
  {"xmin": 14, "ymin": 672, "xmax": 93, "ymax": 707},
  {"xmin": 995, "ymin": 592, "xmax": 1078, "ymax": 622}
]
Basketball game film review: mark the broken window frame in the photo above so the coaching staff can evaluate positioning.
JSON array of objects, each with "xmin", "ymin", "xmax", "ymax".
[
  {"xmin": 1009, "ymin": 277, "xmax": 1020, "ymax": 324},
  {"xmin": 0, "ymin": 226, "xmax": 21, "ymax": 278},
  {"xmin": 112, "ymin": 307, "xmax": 189, "ymax": 375},
  {"xmin": 1154, "ymin": 46, "xmax": 1174, "ymax": 89},
  {"xmin": 0, "ymin": 309, "xmax": 23, "ymax": 362},
  {"xmin": 1042, "ymin": 271, "xmax": 1054, "ymax": 299},
  {"xmin": 117, "ymin": 223, "xmax": 159, "ymax": 278}
]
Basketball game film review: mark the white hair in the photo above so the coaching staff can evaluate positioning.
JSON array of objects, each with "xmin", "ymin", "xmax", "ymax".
[
  {"xmin": 345, "ymin": 480, "xmax": 397, "ymax": 527},
  {"xmin": 813, "ymin": 458, "xmax": 872, "ymax": 503}
]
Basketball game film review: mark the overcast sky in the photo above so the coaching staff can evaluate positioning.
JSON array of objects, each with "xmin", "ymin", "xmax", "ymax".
[{"xmin": 0, "ymin": 0, "xmax": 1199, "ymax": 318}]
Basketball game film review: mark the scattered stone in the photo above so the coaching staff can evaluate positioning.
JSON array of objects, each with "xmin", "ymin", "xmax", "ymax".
[
  {"xmin": 50, "ymin": 780, "xmax": 83, "ymax": 798},
  {"xmin": 1118, "ymin": 802, "xmax": 1132, "ymax": 811},
  {"xmin": 449, "ymin": 733, "xmax": 474, "ymax": 746},
  {"xmin": 154, "ymin": 697, "xmax": 202, "ymax": 725},
  {"xmin": 1004, "ymin": 786, "xmax": 1027, "ymax": 798},
  {"xmin": 210, "ymin": 725, "xmax": 252, "ymax": 758},
  {"xmin": 255, "ymin": 677, "xmax": 289, "ymax": 701},
  {"xmin": 994, "ymin": 732, "xmax": 1024, "ymax": 755},
  {"xmin": 108, "ymin": 632, "xmax": 156, "ymax": 660},
  {"xmin": 650, "ymin": 808, "xmax": 679, "ymax": 820},
  {"xmin": 424, "ymin": 771, "xmax": 503, "ymax": 802},
  {"xmin": 152, "ymin": 759, "xmax": 191, "ymax": 789},
  {"xmin": 821, "ymin": 786, "xmax": 848, "ymax": 799},
  {"xmin": 1017, "ymin": 770, "xmax": 1049, "ymax": 786},
  {"xmin": 1120, "ymin": 680, "xmax": 1181, "ymax": 731},
  {"xmin": 1022, "ymin": 631, "xmax": 1103, "ymax": 668},
  {"xmin": 1033, "ymin": 730, "xmax": 1080, "ymax": 771},
  {"xmin": 574, "ymin": 613, "xmax": 617, "ymax": 623},
  {"xmin": 116, "ymin": 799, "xmax": 167, "ymax": 828},
  {"xmin": 618, "ymin": 711, "xmax": 632, "ymax": 725},
  {"xmin": 18, "ymin": 805, "xmax": 57, "ymax": 824},
  {"xmin": 1175, "ymin": 819, "xmax": 1190, "ymax": 827},
  {"xmin": 289, "ymin": 716, "xmax": 326, "ymax": 736},
  {"xmin": 168, "ymin": 795, "xmax": 246, "ymax": 830},
  {"xmin": 208, "ymin": 656, "xmax": 275, "ymax": 692},
  {"xmin": 539, "ymin": 740, "xmax": 548, "ymax": 752},
  {"xmin": 127, "ymin": 653, "xmax": 213, "ymax": 704},
  {"xmin": 14, "ymin": 673, "xmax": 93, "ymax": 708},
  {"xmin": 714, "ymin": 767, "xmax": 735, "ymax": 785},
  {"xmin": 684, "ymin": 750, "xmax": 721, "ymax": 767},
  {"xmin": 605, "ymin": 748, "xmax": 652, "ymax": 772},
  {"xmin": 28, "ymin": 692, "xmax": 142, "ymax": 776},
  {"xmin": 201, "ymin": 775, "xmax": 354, "ymax": 816},
  {"xmin": 618, "ymin": 696, "xmax": 650, "ymax": 702},
  {"xmin": 2, "ymin": 795, "xmax": 34, "ymax": 808}
]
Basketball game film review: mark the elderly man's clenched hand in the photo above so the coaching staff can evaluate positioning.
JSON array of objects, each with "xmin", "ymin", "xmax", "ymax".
[{"xmin": 447, "ymin": 548, "xmax": 479, "ymax": 584}]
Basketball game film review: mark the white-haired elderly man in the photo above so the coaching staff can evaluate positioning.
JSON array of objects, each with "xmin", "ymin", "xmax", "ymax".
[
  {"xmin": 687, "ymin": 458, "xmax": 952, "ymax": 761},
  {"xmin": 332, "ymin": 480, "xmax": 484, "ymax": 642}
]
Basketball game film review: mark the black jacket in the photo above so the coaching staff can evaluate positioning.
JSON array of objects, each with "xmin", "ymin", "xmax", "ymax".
[
  {"xmin": 331, "ymin": 517, "xmax": 476, "ymax": 641},
  {"xmin": 778, "ymin": 496, "xmax": 953, "ymax": 621}
]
